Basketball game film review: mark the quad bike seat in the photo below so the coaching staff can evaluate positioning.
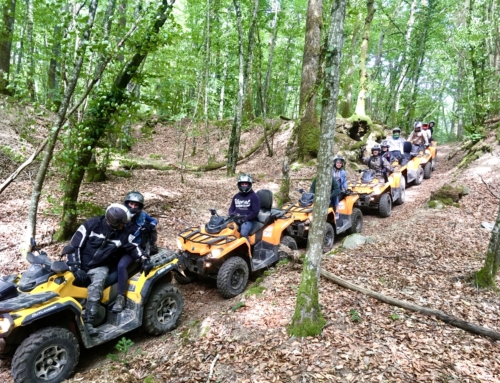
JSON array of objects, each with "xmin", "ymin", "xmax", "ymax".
[{"xmin": 249, "ymin": 190, "xmax": 277, "ymax": 236}]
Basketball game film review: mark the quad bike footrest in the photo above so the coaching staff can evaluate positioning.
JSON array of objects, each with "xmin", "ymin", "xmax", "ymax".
[{"xmin": 0, "ymin": 292, "xmax": 57, "ymax": 313}]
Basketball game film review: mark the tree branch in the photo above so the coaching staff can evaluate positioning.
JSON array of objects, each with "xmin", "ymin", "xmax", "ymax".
[{"xmin": 479, "ymin": 174, "xmax": 500, "ymax": 200}]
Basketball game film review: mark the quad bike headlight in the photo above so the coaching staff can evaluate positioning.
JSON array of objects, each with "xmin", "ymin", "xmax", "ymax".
[
  {"xmin": 208, "ymin": 248, "xmax": 223, "ymax": 259},
  {"xmin": 0, "ymin": 315, "xmax": 14, "ymax": 337}
]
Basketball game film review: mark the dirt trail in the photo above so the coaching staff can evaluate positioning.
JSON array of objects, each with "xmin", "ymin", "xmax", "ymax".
[{"xmin": 1, "ymin": 123, "xmax": 499, "ymax": 382}]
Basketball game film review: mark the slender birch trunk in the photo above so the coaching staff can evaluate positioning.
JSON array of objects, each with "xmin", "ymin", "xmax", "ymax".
[
  {"xmin": 25, "ymin": 0, "xmax": 100, "ymax": 245},
  {"xmin": 0, "ymin": 0, "xmax": 16, "ymax": 95},
  {"xmin": 288, "ymin": 0, "xmax": 347, "ymax": 337}
]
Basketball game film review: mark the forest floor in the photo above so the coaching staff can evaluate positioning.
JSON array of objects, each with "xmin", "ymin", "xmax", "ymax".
[{"xmin": 0, "ymin": 113, "xmax": 499, "ymax": 382}]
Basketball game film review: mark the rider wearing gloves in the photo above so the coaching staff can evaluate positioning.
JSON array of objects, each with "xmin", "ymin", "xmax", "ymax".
[
  {"xmin": 228, "ymin": 174, "xmax": 260, "ymax": 242},
  {"xmin": 386, "ymin": 127, "xmax": 405, "ymax": 162},
  {"xmin": 111, "ymin": 191, "xmax": 158, "ymax": 313},
  {"xmin": 68, "ymin": 204, "xmax": 141, "ymax": 336},
  {"xmin": 361, "ymin": 144, "xmax": 394, "ymax": 181}
]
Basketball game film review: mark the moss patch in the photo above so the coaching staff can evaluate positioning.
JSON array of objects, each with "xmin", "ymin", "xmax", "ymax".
[
  {"xmin": 110, "ymin": 169, "xmax": 132, "ymax": 178},
  {"xmin": 298, "ymin": 121, "xmax": 320, "ymax": 160},
  {"xmin": 347, "ymin": 113, "xmax": 373, "ymax": 127},
  {"xmin": 430, "ymin": 184, "xmax": 469, "ymax": 206},
  {"xmin": 287, "ymin": 265, "xmax": 326, "ymax": 337},
  {"xmin": 120, "ymin": 159, "xmax": 174, "ymax": 171},
  {"xmin": 245, "ymin": 285, "xmax": 266, "ymax": 297},
  {"xmin": 458, "ymin": 140, "xmax": 493, "ymax": 168}
]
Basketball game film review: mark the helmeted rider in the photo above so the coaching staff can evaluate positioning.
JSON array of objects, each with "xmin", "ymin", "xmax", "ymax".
[
  {"xmin": 228, "ymin": 174, "xmax": 260, "ymax": 242},
  {"xmin": 361, "ymin": 144, "xmax": 394, "ymax": 181},
  {"xmin": 380, "ymin": 141, "xmax": 392, "ymax": 163},
  {"xmin": 386, "ymin": 127, "xmax": 405, "ymax": 162},
  {"xmin": 422, "ymin": 122, "xmax": 432, "ymax": 144},
  {"xmin": 112, "ymin": 191, "xmax": 158, "ymax": 313},
  {"xmin": 408, "ymin": 122, "xmax": 429, "ymax": 153},
  {"xmin": 331, "ymin": 155, "xmax": 348, "ymax": 219},
  {"xmin": 68, "ymin": 204, "xmax": 141, "ymax": 336}
]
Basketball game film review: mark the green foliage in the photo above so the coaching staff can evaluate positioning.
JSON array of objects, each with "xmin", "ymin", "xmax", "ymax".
[
  {"xmin": 0, "ymin": 146, "xmax": 25, "ymax": 163},
  {"xmin": 231, "ymin": 301, "xmax": 245, "ymax": 312},
  {"xmin": 349, "ymin": 309, "xmax": 361, "ymax": 322},
  {"xmin": 389, "ymin": 312, "xmax": 400, "ymax": 321},
  {"xmin": 106, "ymin": 337, "xmax": 138, "ymax": 366},
  {"xmin": 245, "ymin": 285, "xmax": 266, "ymax": 297}
]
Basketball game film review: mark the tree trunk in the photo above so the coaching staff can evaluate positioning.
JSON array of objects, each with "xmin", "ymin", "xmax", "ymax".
[
  {"xmin": 288, "ymin": 0, "xmax": 347, "ymax": 337},
  {"xmin": 55, "ymin": 0, "xmax": 175, "ymax": 240},
  {"xmin": 297, "ymin": 0, "xmax": 322, "ymax": 161},
  {"xmin": 354, "ymin": 0, "xmax": 375, "ymax": 117},
  {"xmin": 277, "ymin": 121, "xmax": 299, "ymax": 205},
  {"xmin": 203, "ymin": 0, "xmax": 211, "ymax": 160},
  {"xmin": 25, "ymin": 0, "xmax": 100, "ymax": 245},
  {"xmin": 340, "ymin": 14, "xmax": 361, "ymax": 118},
  {"xmin": 227, "ymin": 0, "xmax": 258, "ymax": 176},
  {"xmin": 0, "ymin": 0, "xmax": 16, "ymax": 95},
  {"xmin": 474, "ymin": 201, "xmax": 500, "ymax": 288},
  {"xmin": 26, "ymin": 0, "xmax": 35, "ymax": 100},
  {"xmin": 47, "ymin": 23, "xmax": 62, "ymax": 109}
]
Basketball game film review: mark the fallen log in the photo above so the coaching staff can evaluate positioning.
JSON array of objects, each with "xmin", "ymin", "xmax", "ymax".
[{"xmin": 320, "ymin": 268, "xmax": 500, "ymax": 341}]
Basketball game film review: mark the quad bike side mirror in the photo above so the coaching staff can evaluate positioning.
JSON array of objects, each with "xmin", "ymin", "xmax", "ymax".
[{"xmin": 209, "ymin": 208, "xmax": 217, "ymax": 216}]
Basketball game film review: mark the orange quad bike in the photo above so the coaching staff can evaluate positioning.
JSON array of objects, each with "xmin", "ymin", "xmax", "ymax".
[
  {"xmin": 175, "ymin": 190, "xmax": 297, "ymax": 298},
  {"xmin": 348, "ymin": 168, "xmax": 405, "ymax": 218},
  {"xmin": 397, "ymin": 139, "xmax": 437, "ymax": 185},
  {"xmin": 280, "ymin": 190, "xmax": 363, "ymax": 253}
]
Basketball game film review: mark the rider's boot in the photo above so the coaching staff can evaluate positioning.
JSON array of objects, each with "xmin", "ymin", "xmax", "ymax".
[
  {"xmin": 84, "ymin": 301, "xmax": 100, "ymax": 337},
  {"xmin": 111, "ymin": 294, "xmax": 126, "ymax": 313}
]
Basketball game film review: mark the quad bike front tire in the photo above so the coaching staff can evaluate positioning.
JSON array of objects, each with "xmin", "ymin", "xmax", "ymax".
[
  {"xmin": 217, "ymin": 257, "xmax": 249, "ymax": 299},
  {"xmin": 12, "ymin": 327, "xmax": 79, "ymax": 383},
  {"xmin": 173, "ymin": 270, "xmax": 198, "ymax": 285},
  {"xmin": 423, "ymin": 161, "xmax": 432, "ymax": 179},
  {"xmin": 394, "ymin": 176, "xmax": 406, "ymax": 206},
  {"xmin": 414, "ymin": 167, "xmax": 424, "ymax": 185},
  {"xmin": 278, "ymin": 235, "xmax": 298, "ymax": 259},
  {"xmin": 378, "ymin": 193, "xmax": 392, "ymax": 218},
  {"xmin": 143, "ymin": 284, "xmax": 184, "ymax": 335},
  {"xmin": 346, "ymin": 208, "xmax": 363, "ymax": 234},
  {"xmin": 322, "ymin": 223, "xmax": 335, "ymax": 253},
  {"xmin": 431, "ymin": 156, "xmax": 437, "ymax": 171}
]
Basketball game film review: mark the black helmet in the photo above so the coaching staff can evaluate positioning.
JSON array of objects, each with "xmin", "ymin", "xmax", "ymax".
[
  {"xmin": 371, "ymin": 144, "xmax": 381, "ymax": 155},
  {"xmin": 381, "ymin": 141, "xmax": 390, "ymax": 151},
  {"xmin": 124, "ymin": 191, "xmax": 144, "ymax": 214},
  {"xmin": 429, "ymin": 120, "xmax": 435, "ymax": 128},
  {"xmin": 105, "ymin": 204, "xmax": 131, "ymax": 229},
  {"xmin": 237, "ymin": 174, "xmax": 253, "ymax": 194},
  {"xmin": 392, "ymin": 127, "xmax": 401, "ymax": 139},
  {"xmin": 333, "ymin": 155, "xmax": 345, "ymax": 167}
]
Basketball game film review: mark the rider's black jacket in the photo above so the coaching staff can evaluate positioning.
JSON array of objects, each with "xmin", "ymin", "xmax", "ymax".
[{"xmin": 69, "ymin": 216, "xmax": 142, "ymax": 271}]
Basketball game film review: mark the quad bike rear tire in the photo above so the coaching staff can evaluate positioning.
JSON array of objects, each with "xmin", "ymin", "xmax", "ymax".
[
  {"xmin": 414, "ymin": 167, "xmax": 424, "ymax": 185},
  {"xmin": 322, "ymin": 223, "xmax": 335, "ymax": 253},
  {"xmin": 394, "ymin": 176, "xmax": 406, "ymax": 206},
  {"xmin": 378, "ymin": 193, "xmax": 392, "ymax": 218},
  {"xmin": 278, "ymin": 235, "xmax": 298, "ymax": 259},
  {"xmin": 423, "ymin": 162, "xmax": 432, "ymax": 179},
  {"xmin": 431, "ymin": 156, "xmax": 436, "ymax": 171},
  {"xmin": 173, "ymin": 270, "xmax": 198, "ymax": 285},
  {"xmin": 12, "ymin": 327, "xmax": 79, "ymax": 383},
  {"xmin": 217, "ymin": 257, "xmax": 249, "ymax": 299},
  {"xmin": 346, "ymin": 208, "xmax": 363, "ymax": 234},
  {"xmin": 143, "ymin": 284, "xmax": 183, "ymax": 335}
]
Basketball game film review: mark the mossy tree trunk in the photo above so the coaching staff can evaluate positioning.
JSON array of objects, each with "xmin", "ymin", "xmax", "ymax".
[
  {"xmin": 54, "ymin": 0, "xmax": 175, "ymax": 240},
  {"xmin": 277, "ymin": 121, "xmax": 299, "ymax": 206},
  {"xmin": 474, "ymin": 202, "xmax": 500, "ymax": 288},
  {"xmin": 353, "ymin": 0, "xmax": 375, "ymax": 117},
  {"xmin": 297, "ymin": 0, "xmax": 322, "ymax": 161},
  {"xmin": 0, "ymin": 0, "xmax": 16, "ymax": 95},
  {"xmin": 288, "ymin": 0, "xmax": 347, "ymax": 337}
]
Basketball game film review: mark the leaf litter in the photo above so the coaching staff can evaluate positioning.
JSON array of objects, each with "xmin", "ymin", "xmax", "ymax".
[{"xmin": 0, "ymin": 118, "xmax": 499, "ymax": 382}]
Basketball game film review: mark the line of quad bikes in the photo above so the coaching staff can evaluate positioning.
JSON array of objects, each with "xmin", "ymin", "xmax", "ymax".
[{"xmin": 0, "ymin": 139, "xmax": 437, "ymax": 383}]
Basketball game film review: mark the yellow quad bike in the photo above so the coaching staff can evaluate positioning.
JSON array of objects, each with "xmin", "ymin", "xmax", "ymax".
[
  {"xmin": 0, "ymin": 240, "xmax": 184, "ymax": 383},
  {"xmin": 348, "ymin": 168, "xmax": 405, "ymax": 218},
  {"xmin": 280, "ymin": 190, "xmax": 363, "ymax": 252},
  {"xmin": 175, "ymin": 189, "xmax": 297, "ymax": 299},
  {"xmin": 398, "ymin": 140, "xmax": 437, "ymax": 185}
]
